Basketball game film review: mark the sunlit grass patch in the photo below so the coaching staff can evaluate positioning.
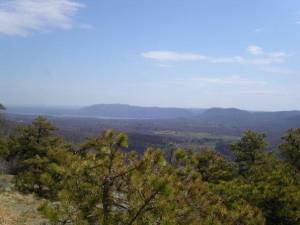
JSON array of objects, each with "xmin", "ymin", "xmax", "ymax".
[{"xmin": 0, "ymin": 175, "xmax": 47, "ymax": 225}]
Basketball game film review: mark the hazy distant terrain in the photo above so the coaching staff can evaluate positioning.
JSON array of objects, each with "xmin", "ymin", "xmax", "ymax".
[
  {"xmin": 6, "ymin": 104, "xmax": 300, "ymax": 155},
  {"xmin": 7, "ymin": 104, "xmax": 205, "ymax": 119}
]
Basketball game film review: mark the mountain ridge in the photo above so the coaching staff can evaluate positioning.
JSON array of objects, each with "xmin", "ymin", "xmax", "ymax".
[{"xmin": 6, "ymin": 103, "xmax": 300, "ymax": 120}]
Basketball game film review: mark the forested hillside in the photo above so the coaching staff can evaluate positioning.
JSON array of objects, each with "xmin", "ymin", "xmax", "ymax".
[
  {"xmin": 1, "ymin": 105, "xmax": 300, "ymax": 225},
  {"xmin": 6, "ymin": 104, "xmax": 300, "ymax": 154}
]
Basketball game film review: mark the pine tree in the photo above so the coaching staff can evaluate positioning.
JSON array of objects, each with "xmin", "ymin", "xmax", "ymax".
[
  {"xmin": 5, "ymin": 116, "xmax": 71, "ymax": 198},
  {"xmin": 230, "ymin": 130, "xmax": 267, "ymax": 174},
  {"xmin": 0, "ymin": 103, "xmax": 5, "ymax": 111},
  {"xmin": 279, "ymin": 128, "xmax": 300, "ymax": 170}
]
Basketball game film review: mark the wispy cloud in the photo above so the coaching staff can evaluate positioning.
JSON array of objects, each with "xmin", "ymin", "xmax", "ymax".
[
  {"xmin": 157, "ymin": 64, "xmax": 173, "ymax": 68},
  {"xmin": 247, "ymin": 45, "xmax": 263, "ymax": 55},
  {"xmin": 172, "ymin": 75, "xmax": 267, "ymax": 87},
  {"xmin": 141, "ymin": 51, "xmax": 206, "ymax": 61},
  {"xmin": 0, "ymin": 0, "xmax": 85, "ymax": 36},
  {"xmin": 142, "ymin": 46, "xmax": 287, "ymax": 66},
  {"xmin": 260, "ymin": 67, "xmax": 297, "ymax": 75}
]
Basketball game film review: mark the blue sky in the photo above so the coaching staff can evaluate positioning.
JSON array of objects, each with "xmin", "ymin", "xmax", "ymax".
[{"xmin": 1, "ymin": 0, "xmax": 300, "ymax": 110}]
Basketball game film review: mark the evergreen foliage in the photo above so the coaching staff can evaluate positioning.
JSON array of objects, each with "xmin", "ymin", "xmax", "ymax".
[
  {"xmin": 3, "ymin": 116, "xmax": 72, "ymax": 198},
  {"xmin": 280, "ymin": 128, "xmax": 300, "ymax": 170},
  {"xmin": 0, "ymin": 103, "xmax": 5, "ymax": 135},
  {"xmin": 0, "ymin": 104, "xmax": 5, "ymax": 111},
  {"xmin": 0, "ymin": 117, "xmax": 299, "ymax": 225}
]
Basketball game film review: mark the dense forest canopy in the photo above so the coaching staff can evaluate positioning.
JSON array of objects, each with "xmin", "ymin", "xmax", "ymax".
[{"xmin": 0, "ymin": 111, "xmax": 300, "ymax": 225}]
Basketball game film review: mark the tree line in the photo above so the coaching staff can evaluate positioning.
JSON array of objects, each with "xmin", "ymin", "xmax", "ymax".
[{"xmin": 0, "ymin": 111, "xmax": 300, "ymax": 224}]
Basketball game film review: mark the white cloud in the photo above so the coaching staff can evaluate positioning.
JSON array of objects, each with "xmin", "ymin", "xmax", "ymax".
[
  {"xmin": 0, "ymin": 0, "xmax": 85, "ymax": 36},
  {"xmin": 157, "ymin": 64, "xmax": 173, "ymax": 68},
  {"xmin": 261, "ymin": 67, "xmax": 297, "ymax": 75},
  {"xmin": 142, "ymin": 47, "xmax": 287, "ymax": 66},
  {"xmin": 141, "ymin": 51, "xmax": 206, "ymax": 61},
  {"xmin": 208, "ymin": 56, "xmax": 245, "ymax": 64},
  {"xmin": 247, "ymin": 45, "xmax": 263, "ymax": 55},
  {"xmin": 212, "ymin": 46, "xmax": 286, "ymax": 65},
  {"xmin": 174, "ymin": 75, "xmax": 267, "ymax": 87}
]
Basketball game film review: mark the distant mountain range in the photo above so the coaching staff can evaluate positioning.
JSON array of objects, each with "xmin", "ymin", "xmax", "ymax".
[
  {"xmin": 7, "ymin": 104, "xmax": 300, "ymax": 121},
  {"xmin": 5, "ymin": 104, "xmax": 300, "ymax": 152},
  {"xmin": 198, "ymin": 107, "xmax": 300, "ymax": 127},
  {"xmin": 77, "ymin": 104, "xmax": 204, "ymax": 119},
  {"xmin": 6, "ymin": 104, "xmax": 205, "ymax": 119}
]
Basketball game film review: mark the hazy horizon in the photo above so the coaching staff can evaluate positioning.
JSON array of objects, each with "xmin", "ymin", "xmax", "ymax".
[
  {"xmin": 1, "ymin": 0, "xmax": 300, "ymax": 111},
  {"xmin": 4, "ymin": 102, "xmax": 300, "ymax": 113}
]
